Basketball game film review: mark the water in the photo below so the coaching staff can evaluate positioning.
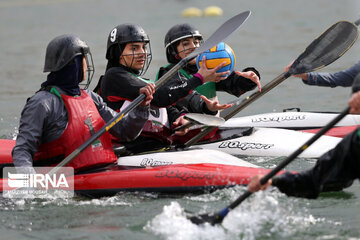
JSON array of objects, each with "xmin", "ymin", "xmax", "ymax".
[{"xmin": 0, "ymin": 0, "xmax": 360, "ymax": 239}]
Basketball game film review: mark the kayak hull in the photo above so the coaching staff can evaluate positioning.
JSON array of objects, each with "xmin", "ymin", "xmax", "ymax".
[
  {"xmin": 71, "ymin": 163, "xmax": 271, "ymax": 198},
  {"xmin": 0, "ymin": 144, "xmax": 273, "ymax": 197}
]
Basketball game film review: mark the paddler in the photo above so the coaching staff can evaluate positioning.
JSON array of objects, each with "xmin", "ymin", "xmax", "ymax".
[
  {"xmin": 94, "ymin": 23, "xmax": 230, "ymax": 153},
  {"xmin": 12, "ymin": 34, "xmax": 155, "ymax": 173},
  {"xmin": 156, "ymin": 23, "xmax": 261, "ymax": 116},
  {"xmin": 248, "ymin": 85, "xmax": 360, "ymax": 198}
]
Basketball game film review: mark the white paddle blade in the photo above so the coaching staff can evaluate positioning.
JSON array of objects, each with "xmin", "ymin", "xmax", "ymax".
[{"xmin": 184, "ymin": 113, "xmax": 225, "ymax": 126}]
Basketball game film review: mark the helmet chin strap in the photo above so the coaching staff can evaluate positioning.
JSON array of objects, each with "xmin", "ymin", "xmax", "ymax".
[
  {"xmin": 119, "ymin": 43, "xmax": 152, "ymax": 76},
  {"xmin": 120, "ymin": 54, "xmax": 142, "ymax": 75}
]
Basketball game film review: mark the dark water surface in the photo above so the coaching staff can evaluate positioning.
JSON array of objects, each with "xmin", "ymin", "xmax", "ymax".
[{"xmin": 0, "ymin": 0, "xmax": 359, "ymax": 239}]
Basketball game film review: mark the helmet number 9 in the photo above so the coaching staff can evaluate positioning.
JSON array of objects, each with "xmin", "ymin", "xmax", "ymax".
[{"xmin": 110, "ymin": 28, "xmax": 117, "ymax": 42}]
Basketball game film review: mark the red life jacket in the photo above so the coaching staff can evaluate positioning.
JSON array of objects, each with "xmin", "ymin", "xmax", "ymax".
[{"xmin": 34, "ymin": 90, "xmax": 117, "ymax": 170}]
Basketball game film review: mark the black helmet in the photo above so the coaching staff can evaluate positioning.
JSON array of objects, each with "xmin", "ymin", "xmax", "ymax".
[
  {"xmin": 105, "ymin": 24, "xmax": 152, "ymax": 75},
  {"xmin": 43, "ymin": 34, "xmax": 95, "ymax": 89},
  {"xmin": 44, "ymin": 34, "xmax": 89, "ymax": 72},
  {"xmin": 106, "ymin": 23, "xmax": 150, "ymax": 60},
  {"xmin": 164, "ymin": 23, "xmax": 203, "ymax": 64}
]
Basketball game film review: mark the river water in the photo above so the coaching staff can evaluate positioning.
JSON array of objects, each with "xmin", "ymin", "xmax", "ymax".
[{"xmin": 0, "ymin": 0, "xmax": 359, "ymax": 239}]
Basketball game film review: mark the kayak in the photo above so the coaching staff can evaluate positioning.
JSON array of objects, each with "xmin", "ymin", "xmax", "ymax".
[
  {"xmin": 174, "ymin": 127, "xmax": 341, "ymax": 158},
  {"xmin": 0, "ymin": 139, "xmax": 275, "ymax": 198},
  {"xmin": 221, "ymin": 111, "xmax": 360, "ymax": 138}
]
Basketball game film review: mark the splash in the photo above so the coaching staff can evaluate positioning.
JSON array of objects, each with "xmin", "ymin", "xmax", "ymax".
[
  {"xmin": 146, "ymin": 187, "xmax": 324, "ymax": 240},
  {"xmin": 145, "ymin": 201, "xmax": 232, "ymax": 240}
]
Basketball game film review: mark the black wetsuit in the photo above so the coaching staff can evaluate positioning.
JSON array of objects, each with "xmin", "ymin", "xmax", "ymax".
[{"xmin": 272, "ymin": 128, "xmax": 360, "ymax": 199}]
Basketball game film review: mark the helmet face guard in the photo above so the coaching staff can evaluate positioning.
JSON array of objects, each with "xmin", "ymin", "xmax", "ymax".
[
  {"xmin": 79, "ymin": 49, "xmax": 95, "ymax": 90},
  {"xmin": 172, "ymin": 36, "xmax": 203, "ymax": 60},
  {"xmin": 119, "ymin": 41, "xmax": 152, "ymax": 76}
]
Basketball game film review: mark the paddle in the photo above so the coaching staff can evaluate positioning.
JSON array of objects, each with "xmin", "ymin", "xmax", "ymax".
[
  {"xmin": 172, "ymin": 113, "xmax": 225, "ymax": 132},
  {"xmin": 189, "ymin": 72, "xmax": 360, "ymax": 226},
  {"xmin": 184, "ymin": 20, "xmax": 359, "ymax": 147},
  {"xmin": 47, "ymin": 11, "xmax": 251, "ymax": 175}
]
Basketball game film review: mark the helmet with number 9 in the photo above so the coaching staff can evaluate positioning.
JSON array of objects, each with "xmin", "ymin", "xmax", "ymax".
[{"xmin": 106, "ymin": 24, "xmax": 152, "ymax": 75}]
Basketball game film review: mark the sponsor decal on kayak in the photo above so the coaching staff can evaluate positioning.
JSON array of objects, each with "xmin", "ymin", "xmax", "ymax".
[
  {"xmin": 155, "ymin": 169, "xmax": 216, "ymax": 181},
  {"xmin": 251, "ymin": 115, "xmax": 306, "ymax": 123},
  {"xmin": 141, "ymin": 158, "xmax": 173, "ymax": 167},
  {"xmin": 218, "ymin": 141, "xmax": 274, "ymax": 150}
]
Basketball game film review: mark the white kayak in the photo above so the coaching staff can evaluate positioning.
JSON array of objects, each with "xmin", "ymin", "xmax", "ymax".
[
  {"xmin": 221, "ymin": 111, "xmax": 360, "ymax": 129},
  {"xmin": 117, "ymin": 148, "xmax": 261, "ymax": 168},
  {"xmin": 190, "ymin": 127, "xmax": 341, "ymax": 158}
]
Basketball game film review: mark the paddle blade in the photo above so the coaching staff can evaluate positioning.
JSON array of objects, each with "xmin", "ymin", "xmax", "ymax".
[
  {"xmin": 290, "ymin": 21, "xmax": 359, "ymax": 75},
  {"xmin": 189, "ymin": 213, "xmax": 222, "ymax": 226},
  {"xmin": 186, "ymin": 11, "xmax": 251, "ymax": 61},
  {"xmin": 184, "ymin": 113, "xmax": 225, "ymax": 126}
]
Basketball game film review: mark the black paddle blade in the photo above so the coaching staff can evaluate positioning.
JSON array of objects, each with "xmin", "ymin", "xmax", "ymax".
[
  {"xmin": 290, "ymin": 21, "xmax": 358, "ymax": 75},
  {"xmin": 189, "ymin": 213, "xmax": 223, "ymax": 225}
]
